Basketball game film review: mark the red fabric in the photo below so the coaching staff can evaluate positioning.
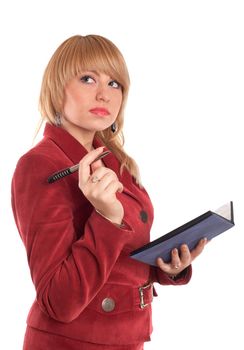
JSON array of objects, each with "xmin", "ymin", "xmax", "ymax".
[
  {"xmin": 24, "ymin": 327, "xmax": 144, "ymax": 350},
  {"xmin": 12, "ymin": 123, "xmax": 191, "ymax": 347}
]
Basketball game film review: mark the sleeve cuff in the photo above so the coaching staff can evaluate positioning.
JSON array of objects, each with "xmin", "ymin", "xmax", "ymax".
[
  {"xmin": 92, "ymin": 209, "xmax": 133, "ymax": 233},
  {"xmin": 154, "ymin": 265, "xmax": 192, "ymax": 286}
]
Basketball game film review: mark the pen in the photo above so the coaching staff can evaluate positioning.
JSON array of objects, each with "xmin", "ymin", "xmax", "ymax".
[{"xmin": 47, "ymin": 150, "xmax": 110, "ymax": 184}]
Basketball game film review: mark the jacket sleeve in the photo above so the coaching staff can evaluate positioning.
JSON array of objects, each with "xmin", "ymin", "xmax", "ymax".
[
  {"xmin": 150, "ymin": 265, "xmax": 192, "ymax": 286},
  {"xmin": 11, "ymin": 154, "xmax": 133, "ymax": 323}
]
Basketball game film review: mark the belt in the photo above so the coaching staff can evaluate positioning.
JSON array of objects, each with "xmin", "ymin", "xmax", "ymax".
[
  {"xmin": 87, "ymin": 282, "xmax": 154, "ymax": 314},
  {"xmin": 138, "ymin": 282, "xmax": 153, "ymax": 309}
]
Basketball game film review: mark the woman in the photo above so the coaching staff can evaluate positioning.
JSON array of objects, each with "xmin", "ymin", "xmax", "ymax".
[{"xmin": 11, "ymin": 35, "xmax": 207, "ymax": 349}]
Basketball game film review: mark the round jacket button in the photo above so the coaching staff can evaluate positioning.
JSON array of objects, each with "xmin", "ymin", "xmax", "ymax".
[
  {"xmin": 101, "ymin": 298, "xmax": 115, "ymax": 312},
  {"xmin": 140, "ymin": 210, "xmax": 148, "ymax": 223}
]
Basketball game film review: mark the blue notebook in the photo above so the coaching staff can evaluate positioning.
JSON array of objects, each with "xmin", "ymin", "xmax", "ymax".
[{"xmin": 130, "ymin": 202, "xmax": 235, "ymax": 266}]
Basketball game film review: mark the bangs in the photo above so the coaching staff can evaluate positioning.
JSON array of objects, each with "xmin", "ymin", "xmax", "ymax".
[{"xmin": 58, "ymin": 35, "xmax": 129, "ymax": 92}]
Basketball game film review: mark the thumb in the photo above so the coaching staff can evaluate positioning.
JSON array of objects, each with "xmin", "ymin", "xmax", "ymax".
[
  {"xmin": 90, "ymin": 147, "xmax": 105, "ymax": 172},
  {"xmin": 91, "ymin": 159, "xmax": 102, "ymax": 172}
]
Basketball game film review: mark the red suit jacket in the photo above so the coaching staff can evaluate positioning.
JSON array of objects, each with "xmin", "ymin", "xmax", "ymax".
[{"xmin": 11, "ymin": 123, "xmax": 192, "ymax": 346}]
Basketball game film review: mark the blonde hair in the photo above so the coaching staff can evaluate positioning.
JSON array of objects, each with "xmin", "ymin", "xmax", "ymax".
[{"xmin": 38, "ymin": 34, "xmax": 140, "ymax": 183}]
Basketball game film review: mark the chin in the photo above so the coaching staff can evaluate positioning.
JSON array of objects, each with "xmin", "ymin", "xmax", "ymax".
[
  {"xmin": 92, "ymin": 124, "xmax": 111, "ymax": 132},
  {"xmin": 94, "ymin": 127, "xmax": 109, "ymax": 133}
]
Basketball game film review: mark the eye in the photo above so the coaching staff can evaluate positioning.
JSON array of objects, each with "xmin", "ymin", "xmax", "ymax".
[
  {"xmin": 80, "ymin": 75, "xmax": 95, "ymax": 84},
  {"xmin": 109, "ymin": 80, "xmax": 121, "ymax": 89}
]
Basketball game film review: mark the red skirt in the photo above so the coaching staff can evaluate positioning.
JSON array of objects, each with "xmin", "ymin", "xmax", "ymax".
[{"xmin": 23, "ymin": 326, "xmax": 144, "ymax": 350}]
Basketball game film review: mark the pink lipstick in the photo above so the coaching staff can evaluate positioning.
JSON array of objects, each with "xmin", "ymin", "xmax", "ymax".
[{"xmin": 89, "ymin": 108, "xmax": 110, "ymax": 116}]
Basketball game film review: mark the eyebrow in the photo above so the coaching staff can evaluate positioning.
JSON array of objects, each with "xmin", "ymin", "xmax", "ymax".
[
  {"xmin": 80, "ymin": 70, "xmax": 119, "ymax": 83},
  {"xmin": 81, "ymin": 69, "xmax": 99, "ymax": 76}
]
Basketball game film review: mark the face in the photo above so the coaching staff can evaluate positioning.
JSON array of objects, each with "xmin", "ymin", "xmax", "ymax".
[{"xmin": 62, "ymin": 70, "xmax": 123, "ymax": 140}]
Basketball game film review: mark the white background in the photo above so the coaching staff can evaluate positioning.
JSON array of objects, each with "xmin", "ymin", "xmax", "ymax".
[{"xmin": 0, "ymin": 0, "xmax": 243, "ymax": 349}]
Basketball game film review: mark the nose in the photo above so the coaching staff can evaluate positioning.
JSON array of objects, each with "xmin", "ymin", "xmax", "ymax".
[{"xmin": 96, "ymin": 84, "xmax": 110, "ymax": 103}]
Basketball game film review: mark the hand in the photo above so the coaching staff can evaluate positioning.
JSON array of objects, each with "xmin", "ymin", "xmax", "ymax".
[
  {"xmin": 156, "ymin": 238, "xmax": 208, "ymax": 277},
  {"xmin": 78, "ymin": 147, "xmax": 124, "ymax": 225}
]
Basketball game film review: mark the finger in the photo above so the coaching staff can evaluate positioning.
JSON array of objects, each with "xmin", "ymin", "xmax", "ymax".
[
  {"xmin": 117, "ymin": 182, "xmax": 124, "ymax": 193},
  {"xmin": 95, "ymin": 172, "xmax": 121, "ymax": 193},
  {"xmin": 179, "ymin": 244, "xmax": 191, "ymax": 265},
  {"xmin": 156, "ymin": 257, "xmax": 171, "ymax": 274},
  {"xmin": 156, "ymin": 256, "xmax": 180, "ymax": 275},
  {"xmin": 191, "ymin": 238, "xmax": 208, "ymax": 261},
  {"xmin": 91, "ymin": 168, "xmax": 117, "ymax": 184},
  {"xmin": 103, "ymin": 180, "xmax": 124, "ymax": 195},
  {"xmin": 88, "ymin": 169, "xmax": 118, "ymax": 193},
  {"xmin": 91, "ymin": 160, "xmax": 102, "ymax": 173},
  {"xmin": 91, "ymin": 180, "xmax": 123, "ymax": 201},
  {"xmin": 170, "ymin": 248, "xmax": 181, "ymax": 270},
  {"xmin": 87, "ymin": 173, "xmax": 119, "ymax": 196},
  {"xmin": 79, "ymin": 147, "xmax": 104, "ymax": 187},
  {"xmin": 90, "ymin": 150, "xmax": 110, "ymax": 172}
]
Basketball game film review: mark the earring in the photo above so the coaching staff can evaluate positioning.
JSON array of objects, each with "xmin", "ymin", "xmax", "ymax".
[
  {"xmin": 55, "ymin": 113, "xmax": 62, "ymax": 127},
  {"xmin": 111, "ymin": 122, "xmax": 116, "ymax": 133}
]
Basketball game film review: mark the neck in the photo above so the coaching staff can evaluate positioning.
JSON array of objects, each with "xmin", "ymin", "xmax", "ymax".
[{"xmin": 61, "ymin": 120, "xmax": 95, "ymax": 151}]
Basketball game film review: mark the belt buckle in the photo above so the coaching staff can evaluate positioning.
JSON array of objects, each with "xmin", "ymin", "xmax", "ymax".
[{"xmin": 138, "ymin": 282, "xmax": 152, "ymax": 309}]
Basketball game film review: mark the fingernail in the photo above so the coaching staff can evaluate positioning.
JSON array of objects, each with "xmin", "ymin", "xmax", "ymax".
[
  {"xmin": 118, "ymin": 185, "xmax": 124, "ymax": 193},
  {"xmin": 97, "ymin": 146, "xmax": 104, "ymax": 152},
  {"xmin": 157, "ymin": 256, "xmax": 164, "ymax": 262}
]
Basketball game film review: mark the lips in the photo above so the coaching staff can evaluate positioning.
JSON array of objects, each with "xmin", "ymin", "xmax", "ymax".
[{"xmin": 89, "ymin": 108, "xmax": 110, "ymax": 116}]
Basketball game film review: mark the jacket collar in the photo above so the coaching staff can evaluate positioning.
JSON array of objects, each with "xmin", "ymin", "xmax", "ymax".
[{"xmin": 43, "ymin": 123, "xmax": 121, "ymax": 178}]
